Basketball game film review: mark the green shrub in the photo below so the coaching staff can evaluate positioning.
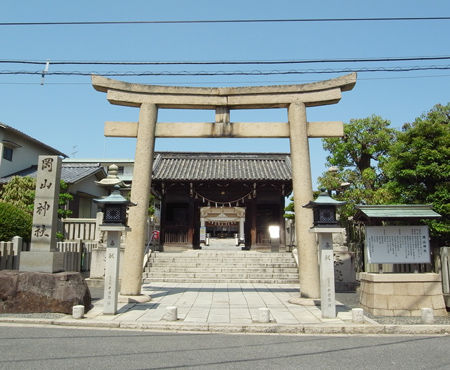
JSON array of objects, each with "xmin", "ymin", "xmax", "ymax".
[{"xmin": 0, "ymin": 201, "xmax": 32, "ymax": 241}]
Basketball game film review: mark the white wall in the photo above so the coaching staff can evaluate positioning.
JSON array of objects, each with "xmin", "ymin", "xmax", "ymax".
[{"xmin": 0, "ymin": 130, "xmax": 61, "ymax": 177}]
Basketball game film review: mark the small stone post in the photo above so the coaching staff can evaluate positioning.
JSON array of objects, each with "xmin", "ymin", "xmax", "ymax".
[
  {"xmin": 313, "ymin": 230, "xmax": 337, "ymax": 318},
  {"xmin": 259, "ymin": 307, "xmax": 270, "ymax": 323},
  {"xmin": 100, "ymin": 225, "xmax": 129, "ymax": 314},
  {"xmin": 239, "ymin": 217, "xmax": 245, "ymax": 244}
]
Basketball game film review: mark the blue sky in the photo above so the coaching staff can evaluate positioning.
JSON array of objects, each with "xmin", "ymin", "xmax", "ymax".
[{"xmin": 1, "ymin": 0, "xmax": 449, "ymax": 188}]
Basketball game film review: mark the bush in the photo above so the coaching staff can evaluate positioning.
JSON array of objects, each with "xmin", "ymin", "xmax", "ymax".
[{"xmin": 0, "ymin": 201, "xmax": 32, "ymax": 241}]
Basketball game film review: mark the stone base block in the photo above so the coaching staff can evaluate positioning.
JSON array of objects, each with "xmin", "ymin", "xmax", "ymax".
[
  {"xmin": 19, "ymin": 251, "xmax": 64, "ymax": 273},
  {"xmin": 359, "ymin": 273, "xmax": 447, "ymax": 317}
]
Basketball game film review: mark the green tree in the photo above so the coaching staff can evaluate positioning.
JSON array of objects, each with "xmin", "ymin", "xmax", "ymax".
[
  {"xmin": 385, "ymin": 103, "xmax": 450, "ymax": 245},
  {"xmin": 318, "ymin": 115, "xmax": 397, "ymax": 220},
  {"xmin": 0, "ymin": 201, "xmax": 32, "ymax": 241},
  {"xmin": 284, "ymin": 196, "xmax": 295, "ymax": 219},
  {"xmin": 0, "ymin": 176, "xmax": 73, "ymax": 218},
  {"xmin": 58, "ymin": 180, "xmax": 73, "ymax": 219},
  {"xmin": 0, "ymin": 176, "xmax": 35, "ymax": 214}
]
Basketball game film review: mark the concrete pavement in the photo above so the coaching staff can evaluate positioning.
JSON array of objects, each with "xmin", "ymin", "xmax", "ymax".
[{"xmin": 1, "ymin": 281, "xmax": 449, "ymax": 335}]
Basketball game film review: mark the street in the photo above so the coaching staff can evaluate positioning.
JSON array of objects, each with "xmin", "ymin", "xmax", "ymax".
[{"xmin": 0, "ymin": 325, "xmax": 449, "ymax": 369}]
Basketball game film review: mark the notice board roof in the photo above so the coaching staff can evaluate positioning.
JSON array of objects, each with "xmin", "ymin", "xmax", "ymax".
[{"xmin": 355, "ymin": 205, "xmax": 441, "ymax": 221}]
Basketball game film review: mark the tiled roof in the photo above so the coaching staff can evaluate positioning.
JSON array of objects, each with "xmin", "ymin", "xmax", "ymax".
[
  {"xmin": 152, "ymin": 152, "xmax": 292, "ymax": 181},
  {"xmin": 0, "ymin": 164, "xmax": 105, "ymax": 184}
]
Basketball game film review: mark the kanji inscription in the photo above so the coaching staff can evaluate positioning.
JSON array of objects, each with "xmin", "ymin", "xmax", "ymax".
[{"xmin": 366, "ymin": 226, "xmax": 430, "ymax": 264}]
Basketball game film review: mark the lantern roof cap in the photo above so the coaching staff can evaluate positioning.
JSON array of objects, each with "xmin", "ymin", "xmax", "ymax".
[
  {"xmin": 94, "ymin": 185, "xmax": 136, "ymax": 206},
  {"xmin": 303, "ymin": 189, "xmax": 346, "ymax": 208}
]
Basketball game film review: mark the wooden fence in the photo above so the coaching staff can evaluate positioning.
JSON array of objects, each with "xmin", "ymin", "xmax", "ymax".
[
  {"xmin": 0, "ymin": 236, "xmax": 96, "ymax": 273},
  {"xmin": 60, "ymin": 214, "xmax": 102, "ymax": 241},
  {"xmin": 0, "ymin": 237, "xmax": 29, "ymax": 270}
]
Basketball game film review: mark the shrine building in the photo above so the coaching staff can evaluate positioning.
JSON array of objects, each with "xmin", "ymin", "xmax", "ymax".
[{"xmin": 151, "ymin": 151, "xmax": 292, "ymax": 251}]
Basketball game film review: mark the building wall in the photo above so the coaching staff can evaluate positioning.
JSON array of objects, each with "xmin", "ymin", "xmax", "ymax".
[
  {"xmin": 0, "ymin": 130, "xmax": 59, "ymax": 177},
  {"xmin": 68, "ymin": 175, "xmax": 108, "ymax": 218}
]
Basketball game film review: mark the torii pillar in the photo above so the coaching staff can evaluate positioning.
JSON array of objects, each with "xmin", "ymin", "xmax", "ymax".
[{"xmin": 92, "ymin": 73, "xmax": 356, "ymax": 298}]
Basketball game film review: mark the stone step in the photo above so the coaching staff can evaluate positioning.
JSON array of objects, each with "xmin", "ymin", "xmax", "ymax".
[
  {"xmin": 147, "ymin": 263, "xmax": 297, "ymax": 269},
  {"xmin": 145, "ymin": 266, "xmax": 298, "ymax": 273},
  {"xmin": 144, "ymin": 250, "xmax": 299, "ymax": 284},
  {"xmin": 143, "ymin": 277, "xmax": 299, "ymax": 284},
  {"xmin": 149, "ymin": 257, "xmax": 294, "ymax": 264},
  {"xmin": 145, "ymin": 272, "xmax": 300, "ymax": 279},
  {"xmin": 151, "ymin": 251, "xmax": 290, "ymax": 256}
]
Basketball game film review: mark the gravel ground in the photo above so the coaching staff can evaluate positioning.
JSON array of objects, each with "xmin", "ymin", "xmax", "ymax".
[{"xmin": 0, "ymin": 312, "xmax": 66, "ymax": 319}]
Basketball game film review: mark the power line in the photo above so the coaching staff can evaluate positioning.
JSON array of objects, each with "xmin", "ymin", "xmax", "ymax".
[
  {"xmin": 0, "ymin": 17, "xmax": 449, "ymax": 26},
  {"xmin": 1, "ymin": 65, "xmax": 449, "ymax": 76},
  {"xmin": 1, "ymin": 74, "xmax": 449, "ymax": 85},
  {"xmin": 1, "ymin": 56, "xmax": 450, "ymax": 66}
]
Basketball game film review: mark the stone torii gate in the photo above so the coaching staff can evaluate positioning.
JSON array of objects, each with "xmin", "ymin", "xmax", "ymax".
[{"xmin": 92, "ymin": 73, "xmax": 356, "ymax": 299}]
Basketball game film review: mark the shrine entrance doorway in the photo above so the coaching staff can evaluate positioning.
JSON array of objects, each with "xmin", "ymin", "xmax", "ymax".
[{"xmin": 200, "ymin": 206, "xmax": 245, "ymax": 249}]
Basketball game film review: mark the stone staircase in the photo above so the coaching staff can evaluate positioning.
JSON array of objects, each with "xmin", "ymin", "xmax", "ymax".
[{"xmin": 143, "ymin": 250, "xmax": 299, "ymax": 284}]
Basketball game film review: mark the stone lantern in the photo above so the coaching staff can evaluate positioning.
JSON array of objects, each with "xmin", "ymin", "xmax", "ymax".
[
  {"xmin": 94, "ymin": 185, "xmax": 135, "ymax": 225},
  {"xmin": 303, "ymin": 189, "xmax": 346, "ymax": 318},
  {"xmin": 94, "ymin": 186, "xmax": 136, "ymax": 314},
  {"xmin": 304, "ymin": 189, "xmax": 346, "ymax": 227}
]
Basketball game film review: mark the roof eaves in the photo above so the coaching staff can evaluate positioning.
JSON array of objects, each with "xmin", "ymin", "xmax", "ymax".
[{"xmin": 0, "ymin": 122, "xmax": 67, "ymax": 158}]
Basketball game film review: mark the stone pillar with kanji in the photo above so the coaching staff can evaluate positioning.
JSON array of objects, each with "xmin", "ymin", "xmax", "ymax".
[{"xmin": 20, "ymin": 155, "xmax": 64, "ymax": 273}]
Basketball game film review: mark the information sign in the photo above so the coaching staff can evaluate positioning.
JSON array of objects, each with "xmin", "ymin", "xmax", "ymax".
[{"xmin": 366, "ymin": 225, "xmax": 430, "ymax": 264}]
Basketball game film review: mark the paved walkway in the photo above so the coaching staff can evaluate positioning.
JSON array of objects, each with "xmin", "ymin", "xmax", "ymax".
[
  {"xmin": 1, "ymin": 281, "xmax": 449, "ymax": 334},
  {"xmin": 86, "ymin": 282, "xmax": 352, "ymax": 326}
]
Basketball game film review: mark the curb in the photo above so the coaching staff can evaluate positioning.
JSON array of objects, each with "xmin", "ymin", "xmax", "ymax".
[{"xmin": 1, "ymin": 317, "xmax": 450, "ymax": 335}]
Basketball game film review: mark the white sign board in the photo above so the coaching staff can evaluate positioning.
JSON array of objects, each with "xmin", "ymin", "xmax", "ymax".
[{"xmin": 366, "ymin": 225, "xmax": 430, "ymax": 264}]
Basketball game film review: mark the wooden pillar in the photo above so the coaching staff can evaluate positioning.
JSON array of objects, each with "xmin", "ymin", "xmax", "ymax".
[
  {"xmin": 250, "ymin": 198, "xmax": 257, "ymax": 248},
  {"xmin": 120, "ymin": 103, "xmax": 157, "ymax": 296},
  {"xmin": 279, "ymin": 194, "xmax": 286, "ymax": 248},
  {"xmin": 193, "ymin": 199, "xmax": 200, "ymax": 248},
  {"xmin": 288, "ymin": 102, "xmax": 320, "ymax": 299},
  {"xmin": 160, "ymin": 192, "xmax": 167, "ymax": 251},
  {"xmin": 187, "ymin": 197, "xmax": 195, "ymax": 248}
]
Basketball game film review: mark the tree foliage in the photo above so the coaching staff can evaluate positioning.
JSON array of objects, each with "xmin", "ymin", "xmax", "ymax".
[
  {"xmin": 0, "ymin": 176, "xmax": 35, "ymax": 214},
  {"xmin": 0, "ymin": 201, "xmax": 32, "ymax": 241},
  {"xmin": 0, "ymin": 176, "xmax": 73, "ymax": 218},
  {"xmin": 318, "ymin": 115, "xmax": 397, "ymax": 219},
  {"xmin": 385, "ymin": 103, "xmax": 450, "ymax": 244}
]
